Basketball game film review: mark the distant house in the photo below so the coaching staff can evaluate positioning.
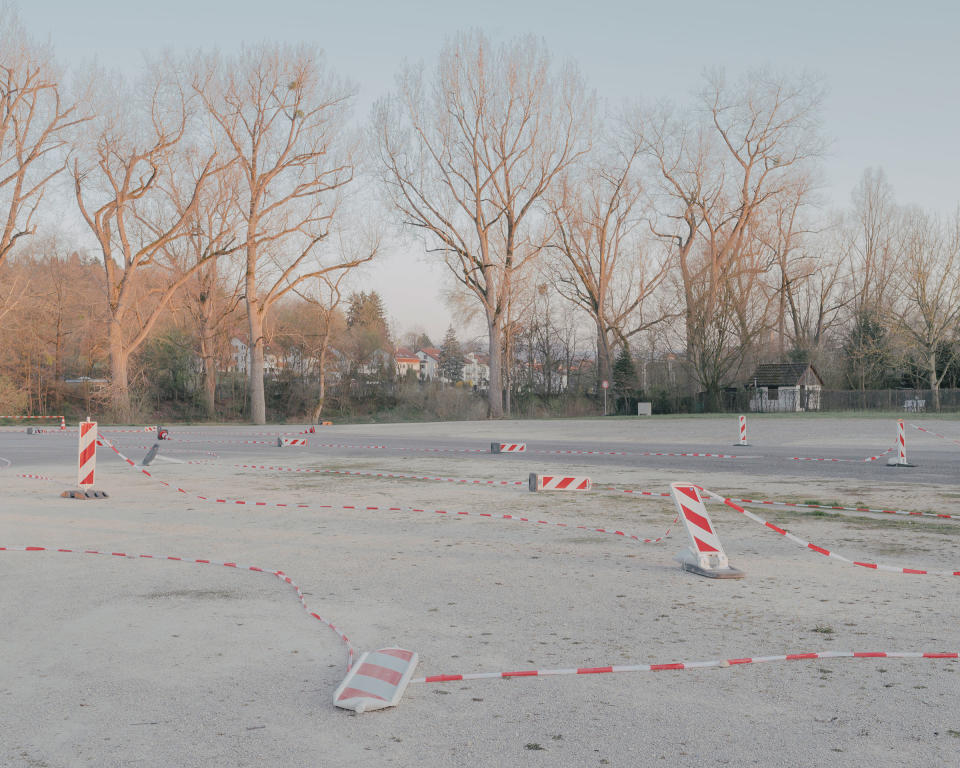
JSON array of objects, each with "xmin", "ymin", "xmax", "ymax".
[
  {"xmin": 229, "ymin": 337, "xmax": 250, "ymax": 373},
  {"xmin": 417, "ymin": 347, "xmax": 442, "ymax": 381},
  {"xmin": 748, "ymin": 363, "xmax": 823, "ymax": 412},
  {"xmin": 394, "ymin": 347, "xmax": 421, "ymax": 378},
  {"xmin": 462, "ymin": 352, "xmax": 490, "ymax": 390}
]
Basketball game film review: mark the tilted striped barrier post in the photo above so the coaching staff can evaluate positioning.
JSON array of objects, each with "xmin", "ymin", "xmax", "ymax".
[{"xmin": 671, "ymin": 482, "xmax": 744, "ymax": 579}]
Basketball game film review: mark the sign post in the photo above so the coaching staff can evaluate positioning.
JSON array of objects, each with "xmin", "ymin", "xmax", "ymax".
[{"xmin": 601, "ymin": 380, "xmax": 609, "ymax": 415}]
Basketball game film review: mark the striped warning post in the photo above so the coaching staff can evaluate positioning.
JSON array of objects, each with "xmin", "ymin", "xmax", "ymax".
[
  {"xmin": 528, "ymin": 473, "xmax": 592, "ymax": 492},
  {"xmin": 733, "ymin": 414, "xmax": 749, "ymax": 446},
  {"xmin": 277, "ymin": 437, "xmax": 308, "ymax": 447},
  {"xmin": 491, "ymin": 442, "xmax": 526, "ymax": 453},
  {"xmin": 334, "ymin": 647, "xmax": 419, "ymax": 713},
  {"xmin": 78, "ymin": 420, "xmax": 97, "ymax": 488},
  {"xmin": 888, "ymin": 419, "xmax": 914, "ymax": 467},
  {"xmin": 671, "ymin": 482, "xmax": 744, "ymax": 578}
]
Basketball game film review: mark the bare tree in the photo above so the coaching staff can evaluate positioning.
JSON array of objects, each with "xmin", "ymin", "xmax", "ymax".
[
  {"xmin": 891, "ymin": 208, "xmax": 960, "ymax": 411},
  {"xmin": 73, "ymin": 69, "xmax": 224, "ymax": 420},
  {"xmin": 841, "ymin": 168, "xmax": 902, "ymax": 389},
  {"xmin": 298, "ymin": 269, "xmax": 348, "ymax": 423},
  {"xmin": 546, "ymin": 130, "xmax": 671, "ymax": 386},
  {"xmin": 375, "ymin": 31, "xmax": 592, "ymax": 418},
  {"xmin": 776, "ymin": 220, "xmax": 851, "ymax": 359},
  {"xmin": 645, "ymin": 70, "xmax": 825, "ymax": 408},
  {"xmin": 171, "ymin": 162, "xmax": 244, "ymax": 419},
  {"xmin": 195, "ymin": 44, "xmax": 371, "ymax": 424},
  {"xmin": 0, "ymin": 8, "xmax": 90, "ymax": 267}
]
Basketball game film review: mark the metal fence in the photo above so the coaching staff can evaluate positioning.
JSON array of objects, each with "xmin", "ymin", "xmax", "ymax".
[
  {"xmin": 718, "ymin": 387, "xmax": 960, "ymax": 414},
  {"xmin": 817, "ymin": 388, "xmax": 960, "ymax": 413}
]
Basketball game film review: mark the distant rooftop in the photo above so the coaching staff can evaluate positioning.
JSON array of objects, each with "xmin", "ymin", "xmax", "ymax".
[{"xmin": 748, "ymin": 363, "xmax": 822, "ymax": 387}]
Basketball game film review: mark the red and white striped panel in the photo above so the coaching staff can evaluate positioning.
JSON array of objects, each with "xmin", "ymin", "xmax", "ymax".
[
  {"xmin": 491, "ymin": 442, "xmax": 526, "ymax": 453},
  {"xmin": 896, "ymin": 419, "xmax": 908, "ymax": 464},
  {"xmin": 144, "ymin": 425, "xmax": 157, "ymax": 432},
  {"xmin": 277, "ymin": 437, "xmax": 308, "ymax": 447},
  {"xmin": 334, "ymin": 647, "xmax": 419, "ymax": 713},
  {"xmin": 671, "ymin": 482, "xmax": 728, "ymax": 560},
  {"xmin": 529, "ymin": 473, "xmax": 592, "ymax": 492},
  {"xmin": 78, "ymin": 420, "xmax": 97, "ymax": 488}
]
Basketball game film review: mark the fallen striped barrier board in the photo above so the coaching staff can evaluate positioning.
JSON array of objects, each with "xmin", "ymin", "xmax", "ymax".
[
  {"xmin": 491, "ymin": 442, "xmax": 526, "ymax": 453},
  {"xmin": 529, "ymin": 473, "xmax": 591, "ymax": 492},
  {"xmin": 671, "ymin": 481, "xmax": 744, "ymax": 579},
  {"xmin": 278, "ymin": 437, "xmax": 308, "ymax": 447},
  {"xmin": 334, "ymin": 647, "xmax": 419, "ymax": 713}
]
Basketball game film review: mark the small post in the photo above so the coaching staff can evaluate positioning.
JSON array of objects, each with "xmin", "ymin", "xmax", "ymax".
[
  {"xmin": 887, "ymin": 419, "xmax": 914, "ymax": 467},
  {"xmin": 733, "ymin": 414, "xmax": 749, "ymax": 446}
]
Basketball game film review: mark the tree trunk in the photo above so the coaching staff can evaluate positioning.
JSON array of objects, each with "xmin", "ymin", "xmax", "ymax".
[
  {"xmin": 930, "ymin": 350, "xmax": 940, "ymax": 412},
  {"xmin": 310, "ymin": 340, "xmax": 329, "ymax": 423},
  {"xmin": 108, "ymin": 318, "xmax": 131, "ymax": 422},
  {"xmin": 596, "ymin": 323, "xmax": 613, "ymax": 387},
  {"xmin": 247, "ymin": 304, "xmax": 266, "ymax": 424},
  {"xmin": 199, "ymin": 326, "xmax": 217, "ymax": 420},
  {"xmin": 486, "ymin": 315, "xmax": 503, "ymax": 418}
]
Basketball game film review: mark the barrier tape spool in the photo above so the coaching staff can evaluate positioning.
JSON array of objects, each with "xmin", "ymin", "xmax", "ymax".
[{"xmin": 1, "ymin": 544, "xmax": 357, "ymax": 672}]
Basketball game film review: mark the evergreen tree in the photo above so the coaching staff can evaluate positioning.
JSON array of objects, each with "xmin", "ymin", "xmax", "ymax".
[
  {"xmin": 439, "ymin": 325, "xmax": 464, "ymax": 382},
  {"xmin": 612, "ymin": 346, "xmax": 637, "ymax": 414},
  {"xmin": 344, "ymin": 291, "xmax": 392, "ymax": 381},
  {"xmin": 843, "ymin": 309, "xmax": 894, "ymax": 389}
]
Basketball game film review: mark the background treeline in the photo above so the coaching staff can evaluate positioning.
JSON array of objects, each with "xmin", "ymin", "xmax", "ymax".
[{"xmin": 1, "ymin": 9, "xmax": 959, "ymax": 423}]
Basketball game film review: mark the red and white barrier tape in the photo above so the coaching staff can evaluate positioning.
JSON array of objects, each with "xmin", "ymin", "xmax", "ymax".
[
  {"xmin": 159, "ymin": 438, "xmax": 278, "ymax": 446},
  {"xmin": 15, "ymin": 473, "xmax": 54, "ymax": 481},
  {"xmin": 863, "ymin": 446, "xmax": 896, "ymax": 462},
  {"xmin": 790, "ymin": 446, "xmax": 895, "ymax": 463},
  {"xmin": 227, "ymin": 462, "xmax": 956, "ymax": 523},
  {"xmin": 155, "ymin": 436, "xmax": 746, "ymax": 460},
  {"xmin": 413, "ymin": 648, "xmax": 959, "ymax": 684},
  {"xmin": 535, "ymin": 448, "xmax": 744, "ymax": 459},
  {"xmin": 98, "ymin": 438, "xmax": 675, "ymax": 545},
  {"xmin": 712, "ymin": 494, "xmax": 960, "ymax": 522},
  {"xmin": 235, "ymin": 464, "xmax": 527, "ymax": 487},
  {"xmin": 0, "ymin": 415, "xmax": 63, "ymax": 421},
  {"xmin": 705, "ymin": 490, "xmax": 960, "ymax": 576},
  {"xmin": 0, "ymin": 544, "xmax": 357, "ymax": 671},
  {"xmin": 790, "ymin": 456, "xmax": 860, "ymax": 463},
  {"xmin": 910, "ymin": 423, "xmax": 960, "ymax": 447}
]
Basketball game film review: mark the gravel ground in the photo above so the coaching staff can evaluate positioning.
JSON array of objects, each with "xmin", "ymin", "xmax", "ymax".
[{"xmin": 1, "ymin": 414, "xmax": 959, "ymax": 767}]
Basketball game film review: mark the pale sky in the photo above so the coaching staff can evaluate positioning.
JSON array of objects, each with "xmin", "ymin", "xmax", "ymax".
[{"xmin": 18, "ymin": 0, "xmax": 960, "ymax": 342}]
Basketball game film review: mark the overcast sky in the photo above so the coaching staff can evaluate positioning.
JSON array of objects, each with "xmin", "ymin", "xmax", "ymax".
[{"xmin": 19, "ymin": 0, "xmax": 960, "ymax": 341}]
